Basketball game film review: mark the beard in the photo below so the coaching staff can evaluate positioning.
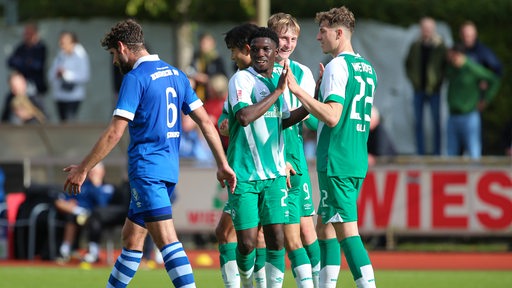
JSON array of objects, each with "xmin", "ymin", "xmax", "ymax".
[{"xmin": 117, "ymin": 61, "xmax": 132, "ymax": 75}]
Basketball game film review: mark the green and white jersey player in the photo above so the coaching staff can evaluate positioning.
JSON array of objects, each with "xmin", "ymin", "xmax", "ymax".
[
  {"xmin": 226, "ymin": 27, "xmax": 308, "ymax": 288},
  {"xmin": 287, "ymin": 6, "xmax": 379, "ymax": 288}
]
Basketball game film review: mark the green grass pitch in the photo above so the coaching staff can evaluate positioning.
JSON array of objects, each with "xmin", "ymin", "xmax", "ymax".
[{"xmin": 2, "ymin": 266, "xmax": 512, "ymax": 287}]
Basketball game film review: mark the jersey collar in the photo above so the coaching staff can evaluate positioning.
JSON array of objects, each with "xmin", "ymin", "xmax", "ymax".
[{"xmin": 133, "ymin": 54, "xmax": 160, "ymax": 69}]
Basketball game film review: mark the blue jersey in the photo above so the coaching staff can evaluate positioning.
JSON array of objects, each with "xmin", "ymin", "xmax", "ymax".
[{"xmin": 113, "ymin": 55, "xmax": 202, "ymax": 182}]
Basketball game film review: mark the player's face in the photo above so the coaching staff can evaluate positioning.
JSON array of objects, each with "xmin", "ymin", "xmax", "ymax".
[
  {"xmin": 250, "ymin": 37, "xmax": 277, "ymax": 75},
  {"xmin": 317, "ymin": 20, "xmax": 339, "ymax": 56},
  {"xmin": 230, "ymin": 46, "xmax": 251, "ymax": 70},
  {"xmin": 110, "ymin": 47, "xmax": 132, "ymax": 75},
  {"xmin": 276, "ymin": 28, "xmax": 298, "ymax": 62}
]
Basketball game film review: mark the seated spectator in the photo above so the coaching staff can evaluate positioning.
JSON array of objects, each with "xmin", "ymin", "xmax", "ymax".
[
  {"xmin": 2, "ymin": 71, "xmax": 46, "ymax": 124},
  {"xmin": 81, "ymin": 179, "xmax": 129, "ymax": 264},
  {"xmin": 179, "ymin": 113, "xmax": 214, "ymax": 165},
  {"xmin": 54, "ymin": 162, "xmax": 114, "ymax": 262}
]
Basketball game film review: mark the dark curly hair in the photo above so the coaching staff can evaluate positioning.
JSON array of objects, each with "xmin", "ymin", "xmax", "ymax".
[
  {"xmin": 100, "ymin": 19, "xmax": 146, "ymax": 52},
  {"xmin": 224, "ymin": 23, "xmax": 259, "ymax": 50},
  {"xmin": 248, "ymin": 27, "xmax": 279, "ymax": 48}
]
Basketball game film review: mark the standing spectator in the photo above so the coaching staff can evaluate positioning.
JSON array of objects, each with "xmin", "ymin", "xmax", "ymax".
[
  {"xmin": 459, "ymin": 21, "xmax": 502, "ymax": 77},
  {"xmin": 48, "ymin": 31, "xmax": 90, "ymax": 123},
  {"xmin": 445, "ymin": 44, "xmax": 500, "ymax": 159},
  {"xmin": 290, "ymin": 6, "xmax": 378, "ymax": 287},
  {"xmin": 55, "ymin": 162, "xmax": 114, "ymax": 262},
  {"xmin": 187, "ymin": 32, "xmax": 227, "ymax": 102},
  {"xmin": 2, "ymin": 71, "xmax": 46, "ymax": 124},
  {"xmin": 459, "ymin": 21, "xmax": 503, "ymax": 155},
  {"xmin": 63, "ymin": 19, "xmax": 235, "ymax": 288},
  {"xmin": 7, "ymin": 22, "xmax": 48, "ymax": 111},
  {"xmin": 405, "ymin": 17, "xmax": 447, "ymax": 155}
]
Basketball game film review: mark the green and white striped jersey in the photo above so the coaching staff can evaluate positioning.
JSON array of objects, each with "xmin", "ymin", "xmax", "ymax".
[
  {"xmin": 316, "ymin": 52, "xmax": 378, "ymax": 178},
  {"xmin": 226, "ymin": 66, "xmax": 290, "ymax": 182},
  {"xmin": 275, "ymin": 60, "xmax": 316, "ymax": 175}
]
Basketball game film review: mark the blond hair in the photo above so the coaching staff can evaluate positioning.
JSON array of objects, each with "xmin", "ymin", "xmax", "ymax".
[{"xmin": 267, "ymin": 12, "xmax": 301, "ymax": 36}]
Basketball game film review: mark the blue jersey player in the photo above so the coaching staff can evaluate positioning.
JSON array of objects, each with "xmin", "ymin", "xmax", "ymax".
[{"xmin": 63, "ymin": 19, "xmax": 236, "ymax": 288}]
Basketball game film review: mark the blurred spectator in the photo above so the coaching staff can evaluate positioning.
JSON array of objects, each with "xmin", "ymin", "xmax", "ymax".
[
  {"xmin": 204, "ymin": 74, "xmax": 229, "ymax": 151},
  {"xmin": 187, "ymin": 32, "xmax": 227, "ymax": 102},
  {"xmin": 445, "ymin": 44, "xmax": 500, "ymax": 159},
  {"xmin": 459, "ymin": 21, "xmax": 502, "ymax": 77},
  {"xmin": 48, "ymin": 31, "xmax": 90, "ymax": 123},
  {"xmin": 2, "ymin": 71, "xmax": 46, "ymax": 124},
  {"xmin": 7, "ymin": 22, "xmax": 48, "ymax": 111},
  {"xmin": 368, "ymin": 107, "xmax": 396, "ymax": 166},
  {"xmin": 81, "ymin": 179, "xmax": 130, "ymax": 264},
  {"xmin": 179, "ymin": 113, "xmax": 214, "ymax": 164},
  {"xmin": 54, "ymin": 162, "xmax": 114, "ymax": 262},
  {"xmin": 405, "ymin": 17, "xmax": 447, "ymax": 156},
  {"xmin": 459, "ymin": 21, "xmax": 503, "ymax": 155}
]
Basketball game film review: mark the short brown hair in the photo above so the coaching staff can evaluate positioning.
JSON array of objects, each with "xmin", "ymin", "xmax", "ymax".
[
  {"xmin": 100, "ymin": 19, "xmax": 145, "ymax": 52},
  {"xmin": 315, "ymin": 6, "xmax": 355, "ymax": 33}
]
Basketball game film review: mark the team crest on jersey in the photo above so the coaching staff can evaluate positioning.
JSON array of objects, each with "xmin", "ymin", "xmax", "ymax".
[{"xmin": 237, "ymin": 90, "xmax": 243, "ymax": 100}]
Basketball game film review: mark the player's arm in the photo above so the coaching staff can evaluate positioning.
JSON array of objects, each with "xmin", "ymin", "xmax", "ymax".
[
  {"xmin": 235, "ymin": 70, "xmax": 288, "ymax": 127},
  {"xmin": 287, "ymin": 62, "xmax": 342, "ymax": 127},
  {"xmin": 64, "ymin": 116, "xmax": 128, "ymax": 195},
  {"xmin": 190, "ymin": 106, "xmax": 237, "ymax": 192}
]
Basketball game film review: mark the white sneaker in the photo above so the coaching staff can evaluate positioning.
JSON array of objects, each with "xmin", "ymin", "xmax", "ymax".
[{"xmin": 82, "ymin": 253, "xmax": 99, "ymax": 263}]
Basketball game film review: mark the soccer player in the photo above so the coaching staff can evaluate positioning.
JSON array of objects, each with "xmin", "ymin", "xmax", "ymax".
[
  {"xmin": 63, "ymin": 19, "xmax": 236, "ymax": 288},
  {"xmin": 267, "ymin": 13, "xmax": 320, "ymax": 288},
  {"xmin": 287, "ymin": 6, "xmax": 378, "ymax": 288},
  {"xmin": 225, "ymin": 27, "xmax": 307, "ymax": 288},
  {"xmin": 215, "ymin": 22, "xmax": 270, "ymax": 288}
]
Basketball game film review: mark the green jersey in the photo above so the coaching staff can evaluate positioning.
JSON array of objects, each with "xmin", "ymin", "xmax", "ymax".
[
  {"xmin": 226, "ymin": 66, "xmax": 290, "ymax": 182},
  {"xmin": 275, "ymin": 60, "xmax": 317, "ymax": 175},
  {"xmin": 317, "ymin": 52, "xmax": 378, "ymax": 178}
]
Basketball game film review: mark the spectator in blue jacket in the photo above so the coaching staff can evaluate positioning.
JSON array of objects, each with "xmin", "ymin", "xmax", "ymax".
[{"xmin": 54, "ymin": 162, "xmax": 114, "ymax": 262}]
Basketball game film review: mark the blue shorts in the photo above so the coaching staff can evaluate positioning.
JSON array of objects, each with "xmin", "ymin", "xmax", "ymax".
[{"xmin": 127, "ymin": 177, "xmax": 176, "ymax": 227}]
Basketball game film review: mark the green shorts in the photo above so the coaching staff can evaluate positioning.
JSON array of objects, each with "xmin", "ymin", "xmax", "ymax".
[
  {"xmin": 288, "ymin": 172, "xmax": 315, "ymax": 224},
  {"xmin": 228, "ymin": 176, "xmax": 289, "ymax": 230},
  {"xmin": 317, "ymin": 172, "xmax": 363, "ymax": 224},
  {"xmin": 223, "ymin": 200, "xmax": 232, "ymax": 215}
]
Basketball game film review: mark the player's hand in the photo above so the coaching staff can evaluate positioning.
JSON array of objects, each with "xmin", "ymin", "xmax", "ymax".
[
  {"xmin": 285, "ymin": 162, "xmax": 296, "ymax": 189},
  {"xmin": 285, "ymin": 62, "xmax": 300, "ymax": 93},
  {"xmin": 63, "ymin": 165, "xmax": 87, "ymax": 195},
  {"xmin": 219, "ymin": 119, "xmax": 229, "ymax": 136},
  {"xmin": 277, "ymin": 62, "xmax": 289, "ymax": 92},
  {"xmin": 217, "ymin": 163, "xmax": 237, "ymax": 194}
]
